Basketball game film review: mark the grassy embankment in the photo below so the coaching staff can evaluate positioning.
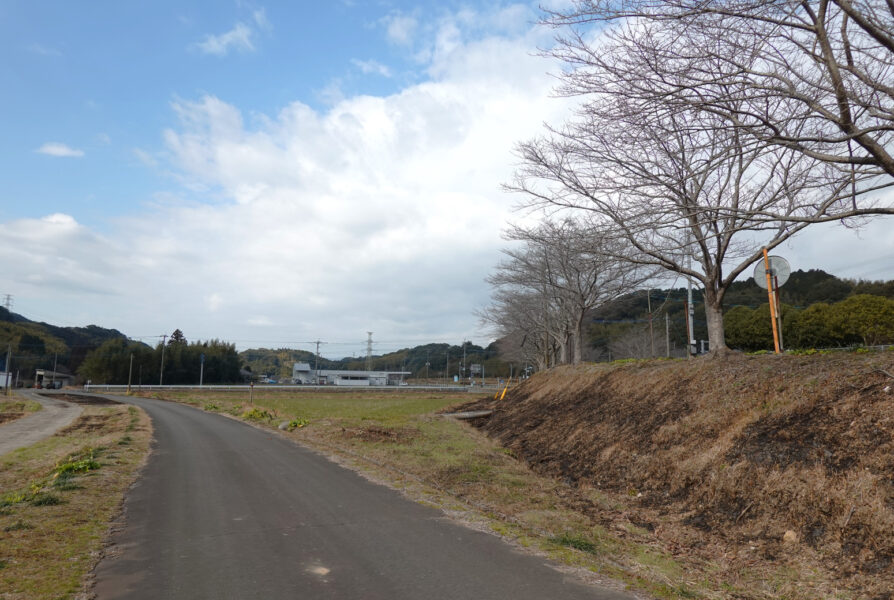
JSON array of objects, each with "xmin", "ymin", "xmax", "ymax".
[
  {"xmin": 142, "ymin": 386, "xmax": 719, "ymax": 600},
  {"xmin": 0, "ymin": 402, "xmax": 151, "ymax": 600},
  {"xmin": 0, "ymin": 396, "xmax": 42, "ymax": 425}
]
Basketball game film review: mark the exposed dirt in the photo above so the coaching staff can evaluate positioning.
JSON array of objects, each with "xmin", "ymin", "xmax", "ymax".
[
  {"xmin": 55, "ymin": 413, "xmax": 116, "ymax": 435},
  {"xmin": 45, "ymin": 393, "xmax": 120, "ymax": 406},
  {"xmin": 457, "ymin": 353, "xmax": 894, "ymax": 598}
]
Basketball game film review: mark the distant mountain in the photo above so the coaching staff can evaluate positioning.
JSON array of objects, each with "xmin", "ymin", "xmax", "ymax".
[
  {"xmin": 0, "ymin": 306, "xmax": 31, "ymax": 324},
  {"xmin": 239, "ymin": 341, "xmax": 505, "ymax": 380},
  {"xmin": 0, "ymin": 307, "xmax": 130, "ymax": 383}
]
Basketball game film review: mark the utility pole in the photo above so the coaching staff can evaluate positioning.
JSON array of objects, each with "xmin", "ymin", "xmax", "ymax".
[
  {"xmin": 686, "ymin": 288, "xmax": 695, "ymax": 358},
  {"xmin": 665, "ymin": 313, "xmax": 671, "ymax": 358},
  {"xmin": 159, "ymin": 334, "xmax": 167, "ymax": 385},
  {"xmin": 127, "ymin": 353, "xmax": 133, "ymax": 395},
  {"xmin": 4, "ymin": 343, "xmax": 11, "ymax": 396},
  {"xmin": 199, "ymin": 353, "xmax": 205, "ymax": 387},
  {"xmin": 52, "ymin": 352, "xmax": 58, "ymax": 387},
  {"xmin": 445, "ymin": 350, "xmax": 449, "ymax": 384},
  {"xmin": 647, "ymin": 289, "xmax": 655, "ymax": 358},
  {"xmin": 314, "ymin": 340, "xmax": 321, "ymax": 384},
  {"xmin": 461, "ymin": 341, "xmax": 466, "ymax": 383},
  {"xmin": 366, "ymin": 332, "xmax": 373, "ymax": 372}
]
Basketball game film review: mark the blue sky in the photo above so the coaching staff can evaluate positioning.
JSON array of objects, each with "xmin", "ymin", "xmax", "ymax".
[
  {"xmin": 1, "ymin": 1, "xmax": 892, "ymax": 358},
  {"xmin": 1, "ymin": 1, "xmax": 530, "ymax": 228}
]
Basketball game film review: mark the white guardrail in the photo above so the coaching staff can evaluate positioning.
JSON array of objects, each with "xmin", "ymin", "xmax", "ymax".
[{"xmin": 83, "ymin": 384, "xmax": 500, "ymax": 393}]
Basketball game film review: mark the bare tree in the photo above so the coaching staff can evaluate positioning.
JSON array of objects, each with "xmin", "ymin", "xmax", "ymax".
[
  {"xmin": 511, "ymin": 97, "xmax": 879, "ymax": 351},
  {"xmin": 483, "ymin": 218, "xmax": 650, "ymax": 366},
  {"xmin": 543, "ymin": 0, "xmax": 894, "ymax": 179},
  {"xmin": 509, "ymin": 1, "xmax": 894, "ymax": 353}
]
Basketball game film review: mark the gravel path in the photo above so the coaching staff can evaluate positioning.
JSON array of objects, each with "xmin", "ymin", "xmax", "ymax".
[{"xmin": 0, "ymin": 390, "xmax": 83, "ymax": 456}]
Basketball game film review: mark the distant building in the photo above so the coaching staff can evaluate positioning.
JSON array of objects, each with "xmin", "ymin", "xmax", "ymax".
[
  {"xmin": 0, "ymin": 372, "xmax": 10, "ymax": 389},
  {"xmin": 292, "ymin": 362, "xmax": 410, "ymax": 386},
  {"xmin": 35, "ymin": 369, "xmax": 74, "ymax": 389}
]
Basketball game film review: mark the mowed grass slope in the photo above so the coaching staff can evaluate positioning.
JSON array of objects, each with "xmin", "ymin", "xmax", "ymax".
[{"xmin": 0, "ymin": 403, "xmax": 151, "ymax": 600}]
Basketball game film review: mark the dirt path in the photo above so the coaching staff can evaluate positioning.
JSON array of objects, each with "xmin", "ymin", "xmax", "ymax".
[{"xmin": 0, "ymin": 390, "xmax": 83, "ymax": 456}]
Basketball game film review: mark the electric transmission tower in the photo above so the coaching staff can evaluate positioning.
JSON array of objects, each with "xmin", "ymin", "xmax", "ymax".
[
  {"xmin": 366, "ymin": 332, "xmax": 373, "ymax": 371},
  {"xmin": 2, "ymin": 294, "xmax": 11, "ymax": 312}
]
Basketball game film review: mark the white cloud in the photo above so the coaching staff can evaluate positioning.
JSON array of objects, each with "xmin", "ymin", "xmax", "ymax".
[
  {"xmin": 194, "ymin": 22, "xmax": 255, "ymax": 56},
  {"xmin": 2, "ymin": 9, "xmax": 575, "ymax": 351},
  {"xmin": 35, "ymin": 142, "xmax": 84, "ymax": 157},
  {"xmin": 351, "ymin": 59, "xmax": 392, "ymax": 78},
  {"xmin": 132, "ymin": 148, "xmax": 158, "ymax": 167},
  {"xmin": 382, "ymin": 13, "xmax": 418, "ymax": 45},
  {"xmin": 253, "ymin": 8, "xmax": 271, "ymax": 31}
]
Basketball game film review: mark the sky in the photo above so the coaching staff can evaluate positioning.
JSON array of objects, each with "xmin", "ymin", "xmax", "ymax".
[{"xmin": 1, "ymin": 1, "xmax": 892, "ymax": 358}]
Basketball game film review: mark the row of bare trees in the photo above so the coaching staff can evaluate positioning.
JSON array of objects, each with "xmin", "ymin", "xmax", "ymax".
[
  {"xmin": 485, "ymin": 0, "xmax": 894, "ymax": 359},
  {"xmin": 481, "ymin": 220, "xmax": 652, "ymax": 369}
]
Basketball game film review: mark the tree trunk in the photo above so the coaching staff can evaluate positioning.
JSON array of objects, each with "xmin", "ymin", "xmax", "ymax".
[
  {"xmin": 703, "ymin": 289, "xmax": 728, "ymax": 353},
  {"xmin": 573, "ymin": 311, "xmax": 585, "ymax": 365}
]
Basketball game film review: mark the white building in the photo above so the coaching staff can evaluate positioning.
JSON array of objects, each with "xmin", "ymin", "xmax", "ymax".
[{"xmin": 291, "ymin": 362, "xmax": 410, "ymax": 386}]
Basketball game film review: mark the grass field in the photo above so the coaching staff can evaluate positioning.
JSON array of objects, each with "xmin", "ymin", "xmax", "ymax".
[
  {"xmin": 0, "ymin": 403, "xmax": 151, "ymax": 600},
  {"xmin": 141, "ymin": 388, "xmax": 701, "ymax": 600}
]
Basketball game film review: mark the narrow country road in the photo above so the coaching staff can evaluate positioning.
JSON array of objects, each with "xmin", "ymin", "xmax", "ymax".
[
  {"xmin": 93, "ymin": 396, "xmax": 636, "ymax": 600},
  {"xmin": 0, "ymin": 390, "xmax": 82, "ymax": 456}
]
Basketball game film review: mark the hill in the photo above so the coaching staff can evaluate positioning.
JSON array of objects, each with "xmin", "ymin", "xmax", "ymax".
[
  {"xmin": 460, "ymin": 353, "xmax": 894, "ymax": 598},
  {"xmin": 239, "ymin": 342, "xmax": 506, "ymax": 381},
  {"xmin": 0, "ymin": 306, "xmax": 129, "ymax": 383}
]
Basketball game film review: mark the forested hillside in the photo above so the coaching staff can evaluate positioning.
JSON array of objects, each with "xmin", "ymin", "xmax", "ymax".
[
  {"xmin": 0, "ymin": 306, "xmax": 128, "ymax": 385},
  {"xmin": 582, "ymin": 270, "xmax": 894, "ymax": 360}
]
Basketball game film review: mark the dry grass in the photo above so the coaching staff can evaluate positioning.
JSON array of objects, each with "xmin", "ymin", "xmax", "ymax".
[
  {"xmin": 461, "ymin": 352, "xmax": 894, "ymax": 599},
  {"xmin": 0, "ymin": 395, "xmax": 42, "ymax": 425},
  {"xmin": 0, "ymin": 403, "xmax": 151, "ymax": 600}
]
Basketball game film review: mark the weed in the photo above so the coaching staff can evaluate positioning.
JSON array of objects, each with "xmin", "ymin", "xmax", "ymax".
[
  {"xmin": 550, "ymin": 532, "xmax": 598, "ymax": 554},
  {"xmin": 3, "ymin": 520, "xmax": 34, "ymax": 532},
  {"xmin": 53, "ymin": 450, "xmax": 101, "ymax": 478},
  {"xmin": 241, "ymin": 407, "xmax": 273, "ymax": 421},
  {"xmin": 204, "ymin": 402, "xmax": 220, "ymax": 412},
  {"xmin": 118, "ymin": 435, "xmax": 132, "ymax": 445},
  {"xmin": 1, "ymin": 492, "xmax": 27, "ymax": 507},
  {"xmin": 30, "ymin": 492, "xmax": 63, "ymax": 506},
  {"xmin": 287, "ymin": 417, "xmax": 309, "ymax": 430},
  {"xmin": 0, "ymin": 559, "xmax": 6, "ymax": 570},
  {"xmin": 52, "ymin": 479, "xmax": 84, "ymax": 491}
]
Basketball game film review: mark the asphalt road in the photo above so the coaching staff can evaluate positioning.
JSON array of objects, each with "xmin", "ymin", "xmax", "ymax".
[{"xmin": 93, "ymin": 396, "xmax": 636, "ymax": 600}]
